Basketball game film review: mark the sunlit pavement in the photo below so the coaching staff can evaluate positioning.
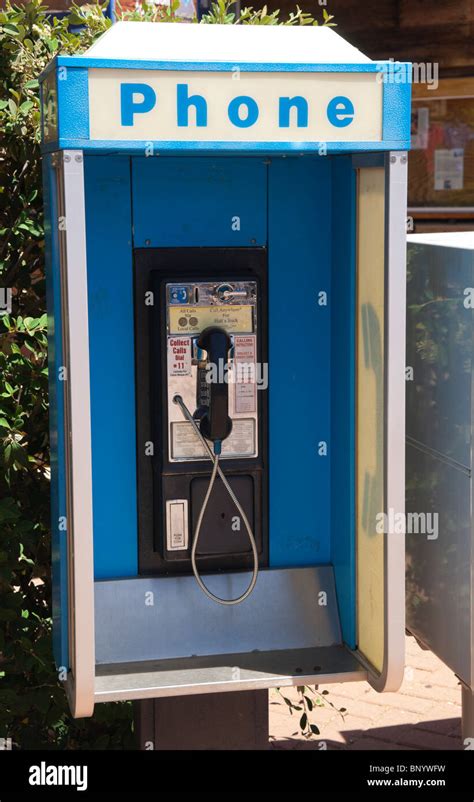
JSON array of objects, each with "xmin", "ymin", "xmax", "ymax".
[{"xmin": 269, "ymin": 636, "xmax": 462, "ymax": 750}]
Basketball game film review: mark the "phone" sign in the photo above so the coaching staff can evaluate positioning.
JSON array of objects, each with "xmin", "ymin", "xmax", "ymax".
[{"xmin": 88, "ymin": 69, "xmax": 382, "ymax": 144}]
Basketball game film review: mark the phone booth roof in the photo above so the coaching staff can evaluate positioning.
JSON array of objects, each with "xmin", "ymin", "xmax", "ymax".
[{"xmin": 39, "ymin": 22, "xmax": 411, "ymax": 155}]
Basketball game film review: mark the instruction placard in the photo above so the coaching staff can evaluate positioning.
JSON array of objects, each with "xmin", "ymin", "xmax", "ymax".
[
  {"xmin": 169, "ymin": 305, "xmax": 253, "ymax": 334},
  {"xmin": 234, "ymin": 335, "xmax": 257, "ymax": 414},
  {"xmin": 167, "ymin": 336, "xmax": 192, "ymax": 376},
  {"xmin": 172, "ymin": 419, "xmax": 256, "ymax": 460}
]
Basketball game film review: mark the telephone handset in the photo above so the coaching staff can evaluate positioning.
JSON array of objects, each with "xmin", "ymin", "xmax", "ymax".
[{"xmin": 196, "ymin": 326, "xmax": 233, "ymax": 447}]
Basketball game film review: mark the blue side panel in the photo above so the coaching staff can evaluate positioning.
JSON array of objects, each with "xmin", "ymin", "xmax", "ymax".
[
  {"xmin": 43, "ymin": 155, "xmax": 69, "ymax": 669},
  {"xmin": 382, "ymin": 65, "xmax": 412, "ymax": 147},
  {"xmin": 330, "ymin": 156, "xmax": 356, "ymax": 648},
  {"xmin": 57, "ymin": 66, "xmax": 89, "ymax": 142},
  {"xmin": 84, "ymin": 155, "xmax": 138, "ymax": 579},
  {"xmin": 132, "ymin": 157, "xmax": 267, "ymax": 247},
  {"xmin": 268, "ymin": 157, "xmax": 331, "ymax": 567}
]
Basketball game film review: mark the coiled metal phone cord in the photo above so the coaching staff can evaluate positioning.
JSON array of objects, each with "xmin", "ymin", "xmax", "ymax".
[{"xmin": 173, "ymin": 394, "xmax": 259, "ymax": 605}]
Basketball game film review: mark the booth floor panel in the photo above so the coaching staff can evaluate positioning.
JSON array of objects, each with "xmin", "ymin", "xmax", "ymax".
[
  {"xmin": 95, "ymin": 566, "xmax": 344, "ymax": 665},
  {"xmin": 94, "ymin": 645, "xmax": 366, "ymax": 702}
]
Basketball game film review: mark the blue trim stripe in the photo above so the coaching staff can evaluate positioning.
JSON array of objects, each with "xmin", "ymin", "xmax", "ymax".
[
  {"xmin": 53, "ymin": 57, "xmax": 410, "ymax": 73},
  {"xmin": 42, "ymin": 139, "xmax": 410, "ymax": 155}
]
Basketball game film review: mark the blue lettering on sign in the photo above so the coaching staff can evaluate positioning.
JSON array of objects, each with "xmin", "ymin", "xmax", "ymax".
[
  {"xmin": 177, "ymin": 84, "xmax": 208, "ymax": 127},
  {"xmin": 119, "ymin": 82, "xmax": 356, "ymax": 131},
  {"xmin": 120, "ymin": 83, "xmax": 156, "ymax": 126},
  {"xmin": 228, "ymin": 95, "xmax": 259, "ymax": 128},
  {"xmin": 278, "ymin": 97, "xmax": 309, "ymax": 128},
  {"xmin": 326, "ymin": 95, "xmax": 354, "ymax": 128}
]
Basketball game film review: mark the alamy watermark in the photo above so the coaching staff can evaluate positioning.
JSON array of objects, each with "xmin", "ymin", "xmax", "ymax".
[
  {"xmin": 29, "ymin": 762, "xmax": 88, "ymax": 792},
  {"xmin": 376, "ymin": 508, "xmax": 439, "ymax": 540},
  {"xmin": 205, "ymin": 358, "xmax": 268, "ymax": 390},
  {"xmin": 376, "ymin": 58, "xmax": 439, "ymax": 90}
]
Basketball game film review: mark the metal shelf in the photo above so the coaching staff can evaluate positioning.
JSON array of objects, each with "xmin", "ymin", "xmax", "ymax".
[{"xmin": 95, "ymin": 645, "xmax": 366, "ymax": 702}]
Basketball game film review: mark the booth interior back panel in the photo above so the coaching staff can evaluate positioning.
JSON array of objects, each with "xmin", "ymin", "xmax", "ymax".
[
  {"xmin": 87, "ymin": 155, "xmax": 339, "ymax": 579},
  {"xmin": 84, "ymin": 155, "xmax": 138, "ymax": 580},
  {"xmin": 267, "ymin": 157, "xmax": 332, "ymax": 567},
  {"xmin": 131, "ymin": 155, "xmax": 332, "ymax": 570},
  {"xmin": 131, "ymin": 156, "xmax": 267, "ymax": 248}
]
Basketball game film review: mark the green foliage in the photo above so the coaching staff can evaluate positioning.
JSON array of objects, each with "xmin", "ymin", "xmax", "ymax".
[
  {"xmin": 202, "ymin": 0, "xmax": 335, "ymax": 25},
  {"xmin": 0, "ymin": 0, "xmax": 336, "ymax": 749},
  {"xmin": 275, "ymin": 686, "xmax": 345, "ymax": 741},
  {"xmin": 0, "ymin": 0, "xmax": 134, "ymax": 750}
]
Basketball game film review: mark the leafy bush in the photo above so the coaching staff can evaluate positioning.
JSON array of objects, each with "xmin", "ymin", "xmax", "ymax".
[
  {"xmin": 0, "ymin": 0, "xmax": 137, "ymax": 749},
  {"xmin": 0, "ymin": 0, "xmax": 334, "ymax": 749}
]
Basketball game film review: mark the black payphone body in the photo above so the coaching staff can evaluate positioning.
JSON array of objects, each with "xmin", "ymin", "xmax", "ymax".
[{"xmin": 134, "ymin": 248, "xmax": 268, "ymax": 579}]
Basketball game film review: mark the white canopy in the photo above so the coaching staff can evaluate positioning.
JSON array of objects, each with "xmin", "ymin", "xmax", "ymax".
[{"xmin": 84, "ymin": 21, "xmax": 372, "ymax": 64}]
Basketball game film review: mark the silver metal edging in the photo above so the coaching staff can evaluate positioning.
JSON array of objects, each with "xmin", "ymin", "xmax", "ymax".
[
  {"xmin": 59, "ymin": 150, "xmax": 95, "ymax": 717},
  {"xmin": 94, "ymin": 669, "xmax": 368, "ymax": 703},
  {"xmin": 54, "ymin": 154, "xmax": 75, "ymax": 682}
]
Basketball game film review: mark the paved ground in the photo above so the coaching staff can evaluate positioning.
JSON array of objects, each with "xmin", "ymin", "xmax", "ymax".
[{"xmin": 269, "ymin": 636, "xmax": 462, "ymax": 750}]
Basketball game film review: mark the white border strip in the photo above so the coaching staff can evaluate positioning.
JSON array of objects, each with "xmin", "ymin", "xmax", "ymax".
[{"xmin": 61, "ymin": 150, "xmax": 95, "ymax": 717}]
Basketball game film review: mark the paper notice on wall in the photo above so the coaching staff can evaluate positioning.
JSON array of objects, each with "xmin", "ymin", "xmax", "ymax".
[
  {"xmin": 169, "ymin": 305, "xmax": 253, "ymax": 335},
  {"xmin": 171, "ymin": 419, "xmax": 256, "ymax": 459},
  {"xmin": 233, "ymin": 335, "xmax": 257, "ymax": 414},
  {"xmin": 411, "ymin": 107, "xmax": 429, "ymax": 149},
  {"xmin": 171, "ymin": 422, "xmax": 207, "ymax": 459},
  {"xmin": 434, "ymin": 148, "xmax": 464, "ymax": 191},
  {"xmin": 221, "ymin": 419, "xmax": 255, "ymax": 457},
  {"xmin": 167, "ymin": 336, "xmax": 192, "ymax": 376}
]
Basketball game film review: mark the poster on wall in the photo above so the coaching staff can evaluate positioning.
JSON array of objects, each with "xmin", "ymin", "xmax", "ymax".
[
  {"xmin": 411, "ymin": 107, "xmax": 429, "ymax": 149},
  {"xmin": 434, "ymin": 148, "xmax": 464, "ymax": 190}
]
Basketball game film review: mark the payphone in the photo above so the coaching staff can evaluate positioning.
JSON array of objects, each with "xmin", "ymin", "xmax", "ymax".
[
  {"xmin": 135, "ymin": 249, "xmax": 268, "ymax": 602},
  {"xmin": 40, "ymin": 21, "xmax": 410, "ymax": 718},
  {"xmin": 134, "ymin": 249, "xmax": 268, "ymax": 593}
]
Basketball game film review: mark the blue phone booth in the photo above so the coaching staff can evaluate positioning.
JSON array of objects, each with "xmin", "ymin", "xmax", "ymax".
[{"xmin": 40, "ymin": 22, "xmax": 411, "ymax": 717}]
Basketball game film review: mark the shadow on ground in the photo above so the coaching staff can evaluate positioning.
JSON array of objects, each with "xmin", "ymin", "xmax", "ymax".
[{"xmin": 270, "ymin": 717, "xmax": 461, "ymax": 750}]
